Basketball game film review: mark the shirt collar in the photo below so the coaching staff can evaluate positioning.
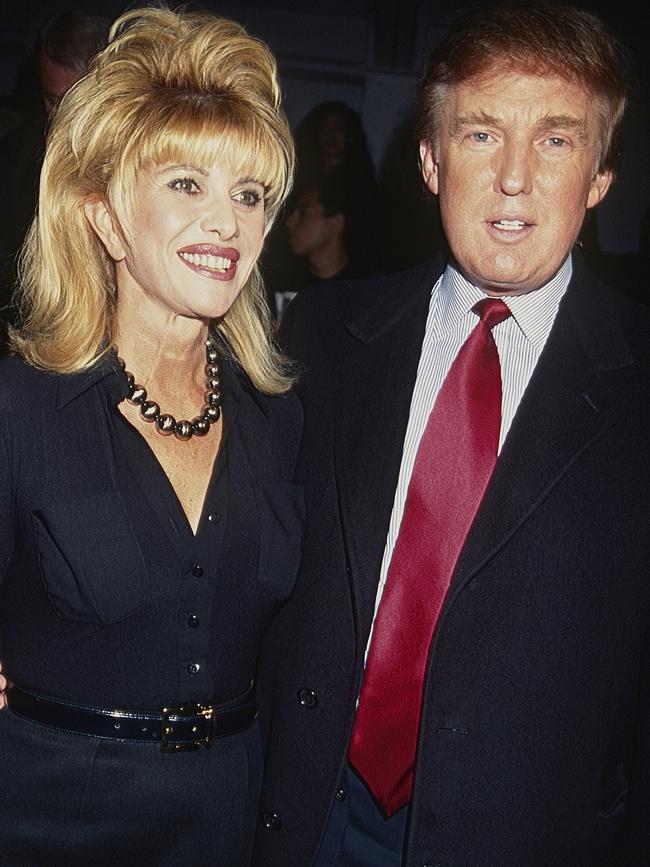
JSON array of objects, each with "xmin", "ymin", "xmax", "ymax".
[
  {"xmin": 55, "ymin": 352, "xmax": 125, "ymax": 410},
  {"xmin": 55, "ymin": 337, "xmax": 270, "ymax": 417},
  {"xmin": 434, "ymin": 255, "xmax": 573, "ymax": 348}
]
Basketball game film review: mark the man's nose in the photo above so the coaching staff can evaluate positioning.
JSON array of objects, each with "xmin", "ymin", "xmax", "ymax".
[{"xmin": 494, "ymin": 142, "xmax": 533, "ymax": 196}]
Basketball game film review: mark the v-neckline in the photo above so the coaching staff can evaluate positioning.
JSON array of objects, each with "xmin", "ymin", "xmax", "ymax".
[{"xmin": 113, "ymin": 406, "xmax": 228, "ymax": 542}]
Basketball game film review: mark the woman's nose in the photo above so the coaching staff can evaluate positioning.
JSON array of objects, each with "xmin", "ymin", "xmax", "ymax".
[{"xmin": 200, "ymin": 195, "xmax": 238, "ymax": 239}]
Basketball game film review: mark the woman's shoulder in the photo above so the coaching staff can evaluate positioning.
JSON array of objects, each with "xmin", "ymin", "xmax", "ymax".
[
  {"xmin": 0, "ymin": 355, "xmax": 59, "ymax": 409},
  {"xmin": 254, "ymin": 383, "xmax": 303, "ymax": 439}
]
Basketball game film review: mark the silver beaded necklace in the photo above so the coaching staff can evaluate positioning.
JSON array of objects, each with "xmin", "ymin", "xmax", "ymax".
[{"xmin": 115, "ymin": 338, "xmax": 223, "ymax": 442}]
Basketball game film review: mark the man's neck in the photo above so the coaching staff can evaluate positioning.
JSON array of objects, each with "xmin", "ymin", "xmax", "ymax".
[{"xmin": 308, "ymin": 242, "xmax": 349, "ymax": 280}]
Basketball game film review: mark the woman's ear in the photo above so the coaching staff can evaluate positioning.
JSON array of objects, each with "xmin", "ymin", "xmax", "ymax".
[{"xmin": 83, "ymin": 197, "xmax": 127, "ymax": 261}]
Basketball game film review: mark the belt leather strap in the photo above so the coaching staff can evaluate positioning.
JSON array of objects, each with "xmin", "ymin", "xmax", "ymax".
[{"xmin": 6, "ymin": 683, "xmax": 257, "ymax": 752}]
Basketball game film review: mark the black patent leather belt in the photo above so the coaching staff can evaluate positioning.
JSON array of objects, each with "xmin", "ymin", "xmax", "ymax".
[{"xmin": 6, "ymin": 682, "xmax": 257, "ymax": 752}]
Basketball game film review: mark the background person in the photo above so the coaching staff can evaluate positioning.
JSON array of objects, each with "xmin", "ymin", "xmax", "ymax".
[
  {"xmin": 0, "ymin": 6, "xmax": 302, "ymax": 865},
  {"xmin": 0, "ymin": 13, "xmax": 111, "ymax": 332},
  {"xmin": 253, "ymin": 4, "xmax": 650, "ymax": 865},
  {"xmin": 274, "ymin": 172, "xmax": 375, "ymax": 319},
  {"xmin": 261, "ymin": 99, "xmax": 378, "ymax": 310}
]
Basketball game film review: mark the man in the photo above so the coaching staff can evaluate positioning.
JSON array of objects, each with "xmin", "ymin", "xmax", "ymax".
[
  {"xmin": 253, "ymin": 4, "xmax": 650, "ymax": 866},
  {"xmin": 274, "ymin": 174, "xmax": 371, "ymax": 318},
  {"xmin": 285, "ymin": 181, "xmax": 352, "ymax": 285},
  {"xmin": 0, "ymin": 14, "xmax": 110, "ymax": 328}
]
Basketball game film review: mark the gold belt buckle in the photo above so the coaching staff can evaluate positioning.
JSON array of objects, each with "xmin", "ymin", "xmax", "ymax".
[{"xmin": 160, "ymin": 702, "xmax": 215, "ymax": 752}]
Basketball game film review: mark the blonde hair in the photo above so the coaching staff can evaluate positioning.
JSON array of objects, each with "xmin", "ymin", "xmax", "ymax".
[{"xmin": 10, "ymin": 4, "xmax": 295, "ymax": 393}]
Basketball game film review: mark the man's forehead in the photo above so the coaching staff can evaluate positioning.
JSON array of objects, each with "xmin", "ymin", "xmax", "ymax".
[{"xmin": 447, "ymin": 70, "xmax": 593, "ymax": 122}]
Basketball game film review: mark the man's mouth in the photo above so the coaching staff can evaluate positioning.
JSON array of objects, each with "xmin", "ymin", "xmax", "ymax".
[{"xmin": 490, "ymin": 219, "xmax": 529, "ymax": 231}]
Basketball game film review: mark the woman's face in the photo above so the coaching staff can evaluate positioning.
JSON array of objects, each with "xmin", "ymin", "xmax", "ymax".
[
  {"xmin": 87, "ymin": 154, "xmax": 266, "ymax": 324},
  {"xmin": 318, "ymin": 111, "xmax": 347, "ymax": 167}
]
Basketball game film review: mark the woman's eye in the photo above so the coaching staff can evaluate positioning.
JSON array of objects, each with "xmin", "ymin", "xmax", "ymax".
[
  {"xmin": 168, "ymin": 177, "xmax": 200, "ymax": 195},
  {"xmin": 234, "ymin": 189, "xmax": 262, "ymax": 208}
]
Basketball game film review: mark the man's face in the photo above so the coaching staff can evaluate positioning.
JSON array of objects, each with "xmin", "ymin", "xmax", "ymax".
[
  {"xmin": 39, "ymin": 52, "xmax": 83, "ymax": 115},
  {"xmin": 285, "ymin": 188, "xmax": 335, "ymax": 256},
  {"xmin": 420, "ymin": 70, "xmax": 612, "ymax": 295}
]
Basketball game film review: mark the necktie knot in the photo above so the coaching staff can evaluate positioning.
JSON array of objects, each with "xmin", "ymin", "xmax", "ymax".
[{"xmin": 473, "ymin": 297, "xmax": 511, "ymax": 331}]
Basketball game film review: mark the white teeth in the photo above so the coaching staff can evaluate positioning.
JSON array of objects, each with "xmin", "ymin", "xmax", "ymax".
[
  {"xmin": 180, "ymin": 252, "xmax": 232, "ymax": 271},
  {"xmin": 493, "ymin": 219, "xmax": 526, "ymax": 230}
]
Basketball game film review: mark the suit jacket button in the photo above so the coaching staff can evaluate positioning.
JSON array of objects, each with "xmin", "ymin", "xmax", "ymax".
[
  {"xmin": 297, "ymin": 687, "xmax": 318, "ymax": 708},
  {"xmin": 262, "ymin": 811, "xmax": 282, "ymax": 831}
]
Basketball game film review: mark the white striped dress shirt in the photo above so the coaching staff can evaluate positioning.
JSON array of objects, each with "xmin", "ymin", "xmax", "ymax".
[{"xmin": 364, "ymin": 255, "xmax": 573, "ymax": 659}]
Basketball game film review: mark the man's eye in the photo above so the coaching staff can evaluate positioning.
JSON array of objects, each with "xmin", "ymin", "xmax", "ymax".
[
  {"xmin": 469, "ymin": 131, "xmax": 492, "ymax": 144},
  {"xmin": 168, "ymin": 177, "xmax": 200, "ymax": 194},
  {"xmin": 547, "ymin": 136, "xmax": 567, "ymax": 147}
]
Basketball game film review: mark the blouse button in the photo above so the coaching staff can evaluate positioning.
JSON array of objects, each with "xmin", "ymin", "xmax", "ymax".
[{"xmin": 297, "ymin": 687, "xmax": 318, "ymax": 709}]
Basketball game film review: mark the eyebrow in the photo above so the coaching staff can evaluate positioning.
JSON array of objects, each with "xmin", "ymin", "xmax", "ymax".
[
  {"xmin": 237, "ymin": 176, "xmax": 264, "ymax": 186},
  {"xmin": 156, "ymin": 163, "xmax": 209, "ymax": 176},
  {"xmin": 451, "ymin": 111, "xmax": 588, "ymax": 142}
]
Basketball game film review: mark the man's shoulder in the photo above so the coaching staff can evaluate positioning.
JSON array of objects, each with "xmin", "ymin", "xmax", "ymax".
[
  {"xmin": 606, "ymin": 286, "xmax": 650, "ymax": 363},
  {"xmin": 281, "ymin": 257, "xmax": 442, "ymax": 337}
]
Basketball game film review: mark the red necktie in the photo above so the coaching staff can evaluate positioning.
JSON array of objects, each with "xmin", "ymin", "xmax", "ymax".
[{"xmin": 348, "ymin": 297, "xmax": 512, "ymax": 816}]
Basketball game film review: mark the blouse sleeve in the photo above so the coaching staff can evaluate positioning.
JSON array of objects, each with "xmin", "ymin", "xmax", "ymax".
[{"xmin": 0, "ymin": 412, "xmax": 16, "ymax": 584}]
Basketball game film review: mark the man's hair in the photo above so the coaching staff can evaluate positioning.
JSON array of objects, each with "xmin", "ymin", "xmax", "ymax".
[
  {"xmin": 40, "ymin": 13, "xmax": 111, "ymax": 71},
  {"xmin": 415, "ymin": 2, "xmax": 628, "ymax": 175},
  {"xmin": 12, "ymin": 5, "xmax": 295, "ymax": 393},
  {"xmin": 312, "ymin": 171, "xmax": 347, "ymax": 220}
]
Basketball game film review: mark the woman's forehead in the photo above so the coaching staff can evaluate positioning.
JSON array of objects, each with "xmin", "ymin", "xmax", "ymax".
[{"xmin": 141, "ymin": 131, "xmax": 270, "ymax": 183}]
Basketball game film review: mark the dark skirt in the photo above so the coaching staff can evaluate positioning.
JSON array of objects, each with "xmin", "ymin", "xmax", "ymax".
[{"xmin": 0, "ymin": 708, "xmax": 262, "ymax": 866}]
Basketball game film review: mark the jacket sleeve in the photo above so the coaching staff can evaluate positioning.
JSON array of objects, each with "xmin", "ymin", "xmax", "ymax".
[{"xmin": 620, "ymin": 627, "xmax": 650, "ymax": 864}]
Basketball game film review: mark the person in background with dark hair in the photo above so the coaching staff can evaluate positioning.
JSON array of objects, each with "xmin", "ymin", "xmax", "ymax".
[
  {"xmin": 293, "ymin": 100, "xmax": 376, "ymax": 189},
  {"xmin": 0, "ymin": 13, "xmax": 110, "ymax": 333},
  {"xmin": 261, "ymin": 100, "xmax": 378, "ymax": 310},
  {"xmin": 273, "ymin": 172, "xmax": 375, "ymax": 319},
  {"xmin": 253, "ymin": 3, "xmax": 650, "ymax": 865}
]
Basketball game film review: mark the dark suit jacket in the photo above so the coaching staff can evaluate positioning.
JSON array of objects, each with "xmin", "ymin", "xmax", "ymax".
[{"xmin": 253, "ymin": 254, "xmax": 650, "ymax": 866}]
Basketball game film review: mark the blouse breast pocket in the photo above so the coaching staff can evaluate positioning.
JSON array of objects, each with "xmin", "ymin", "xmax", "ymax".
[
  {"xmin": 255, "ymin": 481, "xmax": 305, "ymax": 600},
  {"xmin": 32, "ymin": 492, "xmax": 154, "ymax": 624}
]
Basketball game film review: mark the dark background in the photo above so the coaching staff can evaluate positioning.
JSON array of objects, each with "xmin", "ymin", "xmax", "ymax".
[{"xmin": 0, "ymin": 0, "xmax": 648, "ymax": 255}]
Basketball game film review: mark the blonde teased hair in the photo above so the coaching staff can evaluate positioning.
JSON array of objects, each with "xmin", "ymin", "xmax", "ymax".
[{"xmin": 10, "ymin": 4, "xmax": 296, "ymax": 393}]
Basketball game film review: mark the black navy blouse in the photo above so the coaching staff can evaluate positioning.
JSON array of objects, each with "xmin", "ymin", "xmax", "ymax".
[{"xmin": 0, "ymin": 351, "xmax": 304, "ymax": 710}]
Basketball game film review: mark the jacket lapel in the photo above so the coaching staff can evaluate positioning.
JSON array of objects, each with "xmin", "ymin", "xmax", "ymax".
[
  {"xmin": 332, "ymin": 259, "xmax": 443, "ymax": 638},
  {"xmin": 447, "ymin": 261, "xmax": 636, "ymax": 602}
]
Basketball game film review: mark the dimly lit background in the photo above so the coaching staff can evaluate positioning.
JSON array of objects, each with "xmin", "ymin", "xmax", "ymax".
[{"xmin": 1, "ymin": 0, "xmax": 648, "ymax": 254}]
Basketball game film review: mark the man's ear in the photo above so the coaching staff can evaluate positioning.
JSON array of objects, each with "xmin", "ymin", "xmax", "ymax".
[
  {"xmin": 329, "ymin": 212, "xmax": 345, "ymax": 237},
  {"xmin": 586, "ymin": 169, "xmax": 613, "ymax": 210},
  {"xmin": 83, "ymin": 197, "xmax": 127, "ymax": 261},
  {"xmin": 419, "ymin": 139, "xmax": 439, "ymax": 196}
]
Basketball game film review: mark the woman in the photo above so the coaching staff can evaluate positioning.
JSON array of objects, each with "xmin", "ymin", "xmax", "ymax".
[{"xmin": 0, "ymin": 6, "xmax": 302, "ymax": 865}]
